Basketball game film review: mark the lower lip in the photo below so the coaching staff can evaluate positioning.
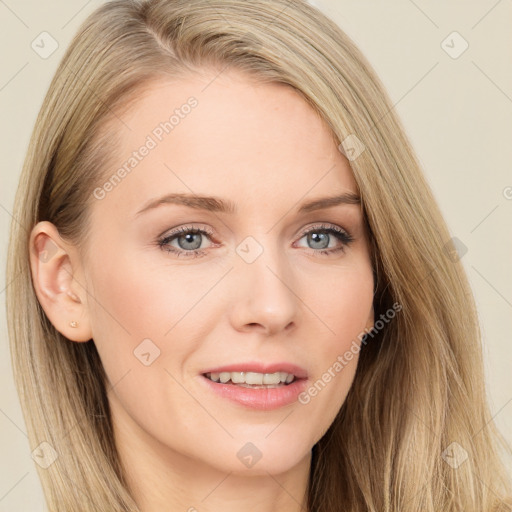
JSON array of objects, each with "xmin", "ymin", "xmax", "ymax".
[{"xmin": 199, "ymin": 374, "xmax": 309, "ymax": 411}]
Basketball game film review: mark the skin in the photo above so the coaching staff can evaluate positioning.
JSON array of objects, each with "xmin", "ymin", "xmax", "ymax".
[{"xmin": 30, "ymin": 69, "xmax": 375, "ymax": 512}]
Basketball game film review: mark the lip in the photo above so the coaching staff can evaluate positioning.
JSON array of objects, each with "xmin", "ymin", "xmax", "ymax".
[{"xmin": 199, "ymin": 361, "xmax": 309, "ymax": 411}]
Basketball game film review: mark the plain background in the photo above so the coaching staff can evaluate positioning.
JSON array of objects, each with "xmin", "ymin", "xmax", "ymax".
[{"xmin": 1, "ymin": 0, "xmax": 511, "ymax": 509}]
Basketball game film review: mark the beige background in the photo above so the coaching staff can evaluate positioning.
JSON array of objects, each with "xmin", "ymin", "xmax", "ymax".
[{"xmin": 1, "ymin": 0, "xmax": 511, "ymax": 509}]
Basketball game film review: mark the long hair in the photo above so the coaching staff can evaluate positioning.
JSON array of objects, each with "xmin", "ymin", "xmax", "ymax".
[{"xmin": 6, "ymin": 0, "xmax": 512, "ymax": 510}]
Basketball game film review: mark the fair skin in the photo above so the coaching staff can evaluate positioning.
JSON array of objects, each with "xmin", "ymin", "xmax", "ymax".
[{"xmin": 30, "ymin": 70, "xmax": 374, "ymax": 512}]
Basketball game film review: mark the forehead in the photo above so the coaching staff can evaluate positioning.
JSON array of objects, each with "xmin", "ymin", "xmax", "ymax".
[{"xmin": 93, "ymin": 70, "xmax": 358, "ymax": 216}]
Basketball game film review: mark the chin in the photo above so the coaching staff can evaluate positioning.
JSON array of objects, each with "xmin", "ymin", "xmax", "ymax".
[{"xmin": 202, "ymin": 436, "xmax": 313, "ymax": 476}]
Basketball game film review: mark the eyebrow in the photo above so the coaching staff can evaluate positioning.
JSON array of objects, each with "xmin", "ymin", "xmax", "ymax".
[{"xmin": 135, "ymin": 191, "xmax": 361, "ymax": 217}]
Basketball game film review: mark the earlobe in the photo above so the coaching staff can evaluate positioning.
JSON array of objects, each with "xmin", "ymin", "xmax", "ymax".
[{"xmin": 29, "ymin": 221, "xmax": 93, "ymax": 343}]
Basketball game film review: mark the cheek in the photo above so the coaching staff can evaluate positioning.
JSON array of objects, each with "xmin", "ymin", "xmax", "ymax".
[
  {"xmin": 83, "ymin": 254, "xmax": 180, "ymax": 378},
  {"xmin": 86, "ymin": 248, "xmax": 208, "ymax": 337},
  {"xmin": 84, "ymin": 249, "xmax": 226, "ymax": 385},
  {"xmin": 302, "ymin": 259, "xmax": 374, "ymax": 346},
  {"xmin": 83, "ymin": 254, "xmax": 207, "ymax": 434},
  {"xmin": 294, "ymin": 262, "xmax": 373, "ymax": 419}
]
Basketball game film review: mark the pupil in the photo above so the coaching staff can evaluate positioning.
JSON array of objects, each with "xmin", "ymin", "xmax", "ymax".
[
  {"xmin": 179, "ymin": 233, "xmax": 202, "ymax": 250},
  {"xmin": 309, "ymin": 232, "xmax": 329, "ymax": 249}
]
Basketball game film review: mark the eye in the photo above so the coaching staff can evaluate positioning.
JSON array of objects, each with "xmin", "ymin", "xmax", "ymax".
[
  {"xmin": 294, "ymin": 223, "xmax": 354, "ymax": 256},
  {"xmin": 157, "ymin": 222, "xmax": 354, "ymax": 259},
  {"xmin": 158, "ymin": 225, "xmax": 215, "ymax": 259}
]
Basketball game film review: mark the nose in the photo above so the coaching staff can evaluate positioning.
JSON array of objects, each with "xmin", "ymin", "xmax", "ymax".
[{"xmin": 227, "ymin": 243, "xmax": 299, "ymax": 337}]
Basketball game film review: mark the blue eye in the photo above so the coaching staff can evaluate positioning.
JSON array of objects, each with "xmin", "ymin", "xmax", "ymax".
[
  {"xmin": 158, "ymin": 223, "xmax": 354, "ymax": 259},
  {"xmin": 158, "ymin": 226, "xmax": 214, "ymax": 259},
  {"xmin": 295, "ymin": 223, "xmax": 354, "ymax": 256}
]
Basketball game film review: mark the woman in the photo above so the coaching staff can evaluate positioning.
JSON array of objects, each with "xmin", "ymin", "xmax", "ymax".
[{"xmin": 6, "ymin": 0, "xmax": 512, "ymax": 510}]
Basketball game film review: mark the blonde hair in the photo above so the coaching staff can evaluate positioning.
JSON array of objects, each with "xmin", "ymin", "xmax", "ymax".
[{"xmin": 6, "ymin": 0, "xmax": 512, "ymax": 510}]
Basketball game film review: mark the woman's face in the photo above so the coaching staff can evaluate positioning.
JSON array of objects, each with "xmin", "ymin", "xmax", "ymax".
[{"xmin": 60, "ymin": 71, "xmax": 374, "ymax": 475}]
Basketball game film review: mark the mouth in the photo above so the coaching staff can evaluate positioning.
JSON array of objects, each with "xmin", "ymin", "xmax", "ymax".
[
  {"xmin": 199, "ymin": 363, "xmax": 309, "ymax": 410},
  {"xmin": 203, "ymin": 371, "xmax": 298, "ymax": 388}
]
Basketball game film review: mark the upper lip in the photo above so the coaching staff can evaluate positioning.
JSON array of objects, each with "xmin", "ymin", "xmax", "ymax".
[{"xmin": 201, "ymin": 362, "xmax": 308, "ymax": 379}]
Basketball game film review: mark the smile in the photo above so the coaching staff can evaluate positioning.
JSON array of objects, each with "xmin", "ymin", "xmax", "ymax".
[
  {"xmin": 204, "ymin": 371, "xmax": 296, "ymax": 387},
  {"xmin": 199, "ymin": 362, "xmax": 309, "ymax": 409}
]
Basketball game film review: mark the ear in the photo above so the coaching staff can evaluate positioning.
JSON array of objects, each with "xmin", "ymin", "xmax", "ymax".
[{"xmin": 29, "ymin": 221, "xmax": 92, "ymax": 342}]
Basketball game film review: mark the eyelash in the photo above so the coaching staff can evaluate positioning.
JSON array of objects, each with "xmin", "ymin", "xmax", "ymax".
[{"xmin": 157, "ymin": 223, "xmax": 354, "ymax": 259}]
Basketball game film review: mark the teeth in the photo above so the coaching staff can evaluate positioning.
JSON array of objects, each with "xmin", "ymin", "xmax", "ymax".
[
  {"xmin": 206, "ymin": 371, "xmax": 296, "ymax": 385},
  {"xmin": 246, "ymin": 372, "xmax": 263, "ymax": 385},
  {"xmin": 262, "ymin": 373, "xmax": 279, "ymax": 385},
  {"xmin": 231, "ymin": 372, "xmax": 245, "ymax": 384}
]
